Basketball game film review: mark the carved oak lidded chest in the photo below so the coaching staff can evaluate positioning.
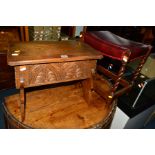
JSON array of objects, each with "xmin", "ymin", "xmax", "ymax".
[{"xmin": 7, "ymin": 41, "xmax": 103, "ymax": 123}]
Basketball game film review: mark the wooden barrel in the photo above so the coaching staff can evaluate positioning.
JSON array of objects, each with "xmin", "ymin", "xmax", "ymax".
[{"xmin": 2, "ymin": 83, "xmax": 116, "ymax": 129}]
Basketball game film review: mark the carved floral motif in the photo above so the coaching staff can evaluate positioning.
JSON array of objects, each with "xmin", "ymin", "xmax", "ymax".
[
  {"xmin": 15, "ymin": 61, "xmax": 96, "ymax": 88},
  {"xmin": 28, "ymin": 61, "xmax": 95, "ymax": 86}
]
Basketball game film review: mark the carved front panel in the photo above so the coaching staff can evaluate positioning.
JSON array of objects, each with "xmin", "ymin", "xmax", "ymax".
[{"xmin": 15, "ymin": 60, "xmax": 96, "ymax": 88}]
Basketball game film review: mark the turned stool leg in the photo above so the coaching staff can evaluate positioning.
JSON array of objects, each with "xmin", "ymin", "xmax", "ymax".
[
  {"xmin": 108, "ymin": 52, "xmax": 130, "ymax": 104},
  {"xmin": 131, "ymin": 46, "xmax": 152, "ymax": 84}
]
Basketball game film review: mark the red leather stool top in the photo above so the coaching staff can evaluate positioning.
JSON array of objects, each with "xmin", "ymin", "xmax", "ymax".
[{"xmin": 83, "ymin": 31, "xmax": 151, "ymax": 61}]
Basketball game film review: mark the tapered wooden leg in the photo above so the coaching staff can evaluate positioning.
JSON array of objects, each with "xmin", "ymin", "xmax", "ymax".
[{"xmin": 20, "ymin": 88, "xmax": 25, "ymax": 122}]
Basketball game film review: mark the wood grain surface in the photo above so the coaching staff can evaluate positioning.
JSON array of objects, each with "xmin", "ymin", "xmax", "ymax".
[
  {"xmin": 14, "ymin": 60, "xmax": 96, "ymax": 88},
  {"xmin": 4, "ymin": 83, "xmax": 115, "ymax": 128},
  {"xmin": 7, "ymin": 40, "xmax": 103, "ymax": 123},
  {"xmin": 7, "ymin": 41, "xmax": 102, "ymax": 66}
]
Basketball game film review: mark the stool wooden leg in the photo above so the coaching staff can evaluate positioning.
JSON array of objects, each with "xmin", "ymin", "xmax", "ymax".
[
  {"xmin": 110, "ymin": 59, "xmax": 128, "ymax": 100},
  {"xmin": 82, "ymin": 78, "xmax": 93, "ymax": 104},
  {"xmin": 20, "ymin": 88, "xmax": 25, "ymax": 122},
  {"xmin": 131, "ymin": 46, "xmax": 152, "ymax": 83},
  {"xmin": 18, "ymin": 65, "xmax": 27, "ymax": 122}
]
